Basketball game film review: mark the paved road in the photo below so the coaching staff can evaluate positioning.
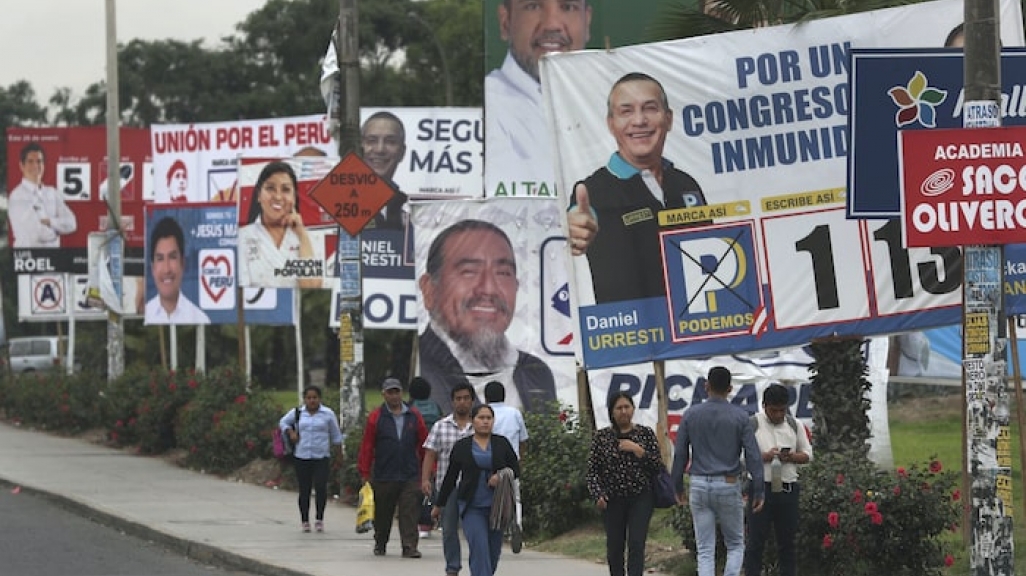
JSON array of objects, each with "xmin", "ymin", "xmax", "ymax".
[{"xmin": 0, "ymin": 485, "xmax": 258, "ymax": 576}]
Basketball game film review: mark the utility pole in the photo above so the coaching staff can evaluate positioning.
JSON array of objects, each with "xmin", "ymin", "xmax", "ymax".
[
  {"xmin": 104, "ymin": 0, "xmax": 125, "ymax": 381},
  {"xmin": 337, "ymin": 0, "xmax": 364, "ymax": 432},
  {"xmin": 962, "ymin": 1, "xmax": 1012, "ymax": 573}
]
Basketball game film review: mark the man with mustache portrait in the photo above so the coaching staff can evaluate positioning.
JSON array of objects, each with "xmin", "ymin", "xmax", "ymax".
[{"xmin": 418, "ymin": 219, "xmax": 556, "ymax": 414}]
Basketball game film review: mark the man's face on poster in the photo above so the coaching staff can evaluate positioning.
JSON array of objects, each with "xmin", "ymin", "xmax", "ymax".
[
  {"xmin": 421, "ymin": 228, "xmax": 519, "ymax": 365},
  {"xmin": 20, "ymin": 151, "xmax": 44, "ymax": 184},
  {"xmin": 499, "ymin": 0, "xmax": 592, "ymax": 83},
  {"xmin": 152, "ymin": 235, "xmax": 184, "ymax": 305},
  {"xmin": 607, "ymin": 79, "xmax": 673, "ymax": 168},
  {"xmin": 361, "ymin": 118, "xmax": 406, "ymax": 182}
]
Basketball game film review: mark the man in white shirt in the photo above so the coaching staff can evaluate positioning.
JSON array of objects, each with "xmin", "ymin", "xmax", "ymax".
[
  {"xmin": 745, "ymin": 384, "xmax": 812, "ymax": 576},
  {"xmin": 8, "ymin": 143, "xmax": 78, "ymax": 248},
  {"xmin": 145, "ymin": 216, "xmax": 210, "ymax": 325},
  {"xmin": 484, "ymin": 380, "xmax": 528, "ymax": 553},
  {"xmin": 484, "ymin": 0, "xmax": 592, "ymax": 197}
]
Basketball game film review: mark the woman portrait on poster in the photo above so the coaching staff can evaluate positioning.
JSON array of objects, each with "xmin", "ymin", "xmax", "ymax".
[{"xmin": 236, "ymin": 160, "xmax": 321, "ymax": 289}]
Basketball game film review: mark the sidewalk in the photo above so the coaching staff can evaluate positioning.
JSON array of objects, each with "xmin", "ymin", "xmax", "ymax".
[{"xmin": 0, "ymin": 421, "xmax": 617, "ymax": 576}]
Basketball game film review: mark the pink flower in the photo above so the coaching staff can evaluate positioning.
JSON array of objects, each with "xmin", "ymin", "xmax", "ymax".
[
  {"xmin": 897, "ymin": 467, "xmax": 907, "ymax": 477},
  {"xmin": 852, "ymin": 489, "xmax": 863, "ymax": 503},
  {"xmin": 930, "ymin": 460, "xmax": 943, "ymax": 473},
  {"xmin": 944, "ymin": 554, "xmax": 954, "ymax": 567},
  {"xmin": 115, "ymin": 420, "xmax": 123, "ymax": 428},
  {"xmin": 827, "ymin": 512, "xmax": 840, "ymax": 528},
  {"xmin": 822, "ymin": 534, "xmax": 833, "ymax": 548},
  {"xmin": 952, "ymin": 490, "xmax": 961, "ymax": 501},
  {"xmin": 870, "ymin": 512, "xmax": 883, "ymax": 525},
  {"xmin": 835, "ymin": 474, "xmax": 845, "ymax": 485},
  {"xmin": 893, "ymin": 485, "xmax": 901, "ymax": 496},
  {"xmin": 864, "ymin": 502, "xmax": 878, "ymax": 515}
]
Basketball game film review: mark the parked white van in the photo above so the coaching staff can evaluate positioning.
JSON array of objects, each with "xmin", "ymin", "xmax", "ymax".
[{"xmin": 7, "ymin": 336, "xmax": 67, "ymax": 373}]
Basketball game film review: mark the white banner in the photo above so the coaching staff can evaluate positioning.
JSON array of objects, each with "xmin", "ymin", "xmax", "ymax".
[{"xmin": 541, "ymin": 0, "xmax": 1025, "ymax": 368}]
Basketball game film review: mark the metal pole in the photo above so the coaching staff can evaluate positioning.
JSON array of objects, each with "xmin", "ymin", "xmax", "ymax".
[
  {"xmin": 962, "ymin": 0, "xmax": 1012, "ymax": 572},
  {"xmin": 104, "ymin": 0, "xmax": 124, "ymax": 381},
  {"xmin": 337, "ymin": 0, "xmax": 365, "ymax": 433},
  {"xmin": 409, "ymin": 11, "xmax": 453, "ymax": 106}
]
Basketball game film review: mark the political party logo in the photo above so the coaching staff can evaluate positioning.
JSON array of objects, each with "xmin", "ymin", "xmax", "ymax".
[
  {"xmin": 199, "ymin": 249, "xmax": 235, "ymax": 309},
  {"xmin": 662, "ymin": 223, "xmax": 763, "ymax": 343},
  {"xmin": 32, "ymin": 275, "xmax": 65, "ymax": 313},
  {"xmin": 889, "ymin": 71, "xmax": 948, "ymax": 128},
  {"xmin": 540, "ymin": 237, "xmax": 574, "ymax": 355},
  {"xmin": 244, "ymin": 287, "xmax": 278, "ymax": 310}
]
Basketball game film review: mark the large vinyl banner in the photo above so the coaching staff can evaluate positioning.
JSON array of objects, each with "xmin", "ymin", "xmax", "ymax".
[
  {"xmin": 542, "ymin": 0, "xmax": 1025, "ymax": 369},
  {"xmin": 412, "ymin": 199, "xmax": 576, "ymax": 413},
  {"xmin": 6, "ymin": 127, "xmax": 151, "ymax": 275},
  {"xmin": 143, "ymin": 205, "xmax": 294, "ymax": 326},
  {"xmin": 151, "ymin": 109, "xmax": 482, "ymax": 204}
]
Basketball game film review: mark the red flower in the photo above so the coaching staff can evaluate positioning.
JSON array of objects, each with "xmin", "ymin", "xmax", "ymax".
[
  {"xmin": 897, "ymin": 467, "xmax": 907, "ymax": 477},
  {"xmin": 864, "ymin": 502, "xmax": 878, "ymax": 514},
  {"xmin": 115, "ymin": 420, "xmax": 124, "ymax": 428},
  {"xmin": 827, "ymin": 512, "xmax": 840, "ymax": 529},
  {"xmin": 822, "ymin": 534, "xmax": 833, "ymax": 548},
  {"xmin": 835, "ymin": 474, "xmax": 845, "ymax": 485},
  {"xmin": 558, "ymin": 411, "xmax": 568, "ymax": 422},
  {"xmin": 952, "ymin": 489, "xmax": 961, "ymax": 501},
  {"xmin": 234, "ymin": 395, "xmax": 247, "ymax": 405},
  {"xmin": 168, "ymin": 383, "xmax": 177, "ymax": 392},
  {"xmin": 188, "ymin": 379, "xmax": 199, "ymax": 389},
  {"xmin": 870, "ymin": 512, "xmax": 883, "ymax": 525},
  {"xmin": 852, "ymin": 489, "xmax": 863, "ymax": 503},
  {"xmin": 893, "ymin": 485, "xmax": 901, "ymax": 496},
  {"xmin": 930, "ymin": 460, "xmax": 943, "ymax": 473},
  {"xmin": 944, "ymin": 554, "xmax": 954, "ymax": 567}
]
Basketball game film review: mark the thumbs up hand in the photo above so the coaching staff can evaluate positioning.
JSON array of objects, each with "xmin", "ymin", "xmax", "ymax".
[{"xmin": 568, "ymin": 182, "xmax": 598, "ymax": 256}]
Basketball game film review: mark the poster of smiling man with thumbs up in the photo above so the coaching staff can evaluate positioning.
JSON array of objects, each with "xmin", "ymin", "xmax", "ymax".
[{"xmin": 567, "ymin": 72, "xmax": 707, "ymax": 305}]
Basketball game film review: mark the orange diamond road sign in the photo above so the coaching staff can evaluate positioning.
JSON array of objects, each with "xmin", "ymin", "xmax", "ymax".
[{"xmin": 308, "ymin": 152, "xmax": 395, "ymax": 236}]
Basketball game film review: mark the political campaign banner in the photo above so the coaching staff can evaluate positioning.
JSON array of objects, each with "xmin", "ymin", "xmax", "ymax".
[
  {"xmin": 151, "ymin": 109, "xmax": 482, "ymax": 205},
  {"xmin": 541, "ymin": 0, "xmax": 1025, "ymax": 369},
  {"xmin": 144, "ymin": 204, "xmax": 295, "ymax": 326},
  {"xmin": 6, "ymin": 127, "xmax": 151, "ymax": 275},
  {"xmin": 587, "ymin": 338, "xmax": 894, "ymax": 466},
  {"xmin": 17, "ymin": 273, "xmax": 143, "ymax": 322},
  {"xmin": 235, "ymin": 157, "xmax": 337, "ymax": 289},
  {"xmin": 411, "ymin": 198, "xmax": 576, "ymax": 413},
  {"xmin": 849, "ymin": 48, "xmax": 1026, "ymax": 218},
  {"xmin": 483, "ymin": 0, "xmax": 669, "ymax": 198}
]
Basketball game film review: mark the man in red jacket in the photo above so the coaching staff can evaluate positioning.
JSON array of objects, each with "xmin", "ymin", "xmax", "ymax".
[{"xmin": 358, "ymin": 378, "xmax": 428, "ymax": 558}]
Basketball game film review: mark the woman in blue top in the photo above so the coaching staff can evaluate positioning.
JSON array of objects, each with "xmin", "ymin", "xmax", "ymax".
[
  {"xmin": 433, "ymin": 404, "xmax": 519, "ymax": 576},
  {"xmin": 280, "ymin": 386, "xmax": 343, "ymax": 533}
]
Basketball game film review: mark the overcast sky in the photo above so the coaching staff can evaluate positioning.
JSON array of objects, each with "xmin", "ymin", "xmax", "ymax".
[{"xmin": 2, "ymin": 0, "xmax": 270, "ymax": 104}]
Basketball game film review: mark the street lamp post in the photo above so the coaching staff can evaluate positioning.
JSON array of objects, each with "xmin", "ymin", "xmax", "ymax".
[{"xmin": 408, "ymin": 11, "xmax": 453, "ymax": 106}]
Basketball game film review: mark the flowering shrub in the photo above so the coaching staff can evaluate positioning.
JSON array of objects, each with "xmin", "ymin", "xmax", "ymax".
[
  {"xmin": 0, "ymin": 370, "xmax": 104, "ymax": 432},
  {"xmin": 796, "ymin": 451, "xmax": 960, "ymax": 576},
  {"xmin": 520, "ymin": 402, "xmax": 595, "ymax": 538}
]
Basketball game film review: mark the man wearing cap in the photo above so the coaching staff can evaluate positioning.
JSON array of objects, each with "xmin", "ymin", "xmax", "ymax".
[{"xmin": 358, "ymin": 378, "xmax": 429, "ymax": 558}]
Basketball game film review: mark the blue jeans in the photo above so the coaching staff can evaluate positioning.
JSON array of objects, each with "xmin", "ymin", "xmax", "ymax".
[
  {"xmin": 690, "ymin": 476, "xmax": 745, "ymax": 576},
  {"xmin": 462, "ymin": 504, "xmax": 503, "ymax": 576},
  {"xmin": 441, "ymin": 494, "xmax": 462, "ymax": 574}
]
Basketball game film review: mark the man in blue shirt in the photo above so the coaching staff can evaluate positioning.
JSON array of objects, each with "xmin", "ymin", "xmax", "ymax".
[{"xmin": 671, "ymin": 366, "xmax": 764, "ymax": 576}]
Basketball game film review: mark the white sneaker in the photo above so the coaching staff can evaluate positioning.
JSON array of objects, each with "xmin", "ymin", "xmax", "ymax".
[{"xmin": 419, "ymin": 530, "xmax": 431, "ymax": 538}]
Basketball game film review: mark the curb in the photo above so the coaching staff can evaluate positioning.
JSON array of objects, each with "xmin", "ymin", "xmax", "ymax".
[{"xmin": 0, "ymin": 477, "xmax": 313, "ymax": 576}]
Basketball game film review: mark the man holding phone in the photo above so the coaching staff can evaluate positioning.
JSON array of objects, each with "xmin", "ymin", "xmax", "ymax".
[{"xmin": 745, "ymin": 384, "xmax": 812, "ymax": 576}]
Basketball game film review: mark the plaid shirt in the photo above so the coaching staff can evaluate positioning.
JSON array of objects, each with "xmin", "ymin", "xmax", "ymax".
[{"xmin": 423, "ymin": 414, "xmax": 473, "ymax": 487}]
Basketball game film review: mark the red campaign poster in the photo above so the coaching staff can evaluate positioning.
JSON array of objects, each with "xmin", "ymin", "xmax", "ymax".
[
  {"xmin": 6, "ymin": 127, "xmax": 151, "ymax": 275},
  {"xmin": 899, "ymin": 125, "xmax": 1026, "ymax": 248}
]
